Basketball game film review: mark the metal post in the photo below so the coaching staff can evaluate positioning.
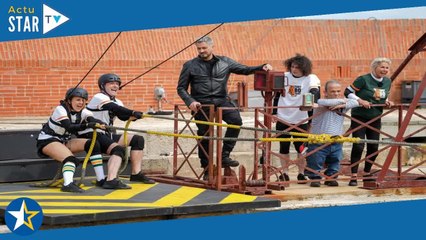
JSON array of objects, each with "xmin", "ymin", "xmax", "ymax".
[{"xmin": 375, "ymin": 73, "xmax": 426, "ymax": 187}]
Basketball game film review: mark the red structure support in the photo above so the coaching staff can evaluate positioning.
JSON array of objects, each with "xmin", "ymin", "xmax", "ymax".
[
  {"xmin": 366, "ymin": 73, "xmax": 426, "ymax": 188},
  {"xmin": 153, "ymin": 103, "xmax": 271, "ymax": 195},
  {"xmin": 365, "ymin": 32, "xmax": 426, "ymax": 189},
  {"xmin": 152, "ymin": 33, "xmax": 426, "ymax": 193},
  {"xmin": 390, "ymin": 33, "xmax": 426, "ymax": 82}
]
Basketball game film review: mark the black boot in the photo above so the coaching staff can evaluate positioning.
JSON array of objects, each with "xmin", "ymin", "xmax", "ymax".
[{"xmin": 222, "ymin": 151, "xmax": 239, "ymax": 167}]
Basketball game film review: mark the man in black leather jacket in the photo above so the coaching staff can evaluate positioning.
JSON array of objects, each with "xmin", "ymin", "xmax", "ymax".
[{"xmin": 177, "ymin": 36, "xmax": 272, "ymax": 176}]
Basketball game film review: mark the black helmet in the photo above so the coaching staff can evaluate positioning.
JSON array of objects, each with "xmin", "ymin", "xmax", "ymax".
[
  {"xmin": 98, "ymin": 73, "xmax": 121, "ymax": 91},
  {"xmin": 65, "ymin": 87, "xmax": 89, "ymax": 101}
]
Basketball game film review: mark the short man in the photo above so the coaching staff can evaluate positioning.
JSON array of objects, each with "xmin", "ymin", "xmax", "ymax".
[
  {"xmin": 304, "ymin": 80, "xmax": 359, "ymax": 187},
  {"xmin": 177, "ymin": 36, "xmax": 272, "ymax": 179}
]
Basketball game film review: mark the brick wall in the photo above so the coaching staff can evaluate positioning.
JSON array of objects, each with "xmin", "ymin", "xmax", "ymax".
[{"xmin": 0, "ymin": 19, "xmax": 425, "ymax": 117}]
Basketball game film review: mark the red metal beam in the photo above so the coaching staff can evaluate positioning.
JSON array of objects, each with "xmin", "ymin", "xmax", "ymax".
[
  {"xmin": 374, "ymin": 72, "xmax": 426, "ymax": 187},
  {"xmin": 391, "ymin": 32, "xmax": 426, "ymax": 81}
]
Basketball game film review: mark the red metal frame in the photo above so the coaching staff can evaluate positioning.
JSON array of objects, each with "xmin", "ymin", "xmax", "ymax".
[
  {"xmin": 152, "ymin": 33, "xmax": 426, "ymax": 193},
  {"xmin": 367, "ymin": 32, "xmax": 426, "ymax": 189},
  {"xmin": 253, "ymin": 102, "xmax": 426, "ymax": 189},
  {"xmin": 253, "ymin": 32, "xmax": 426, "ymax": 190},
  {"xmin": 152, "ymin": 104, "xmax": 271, "ymax": 194},
  {"xmin": 366, "ymin": 74, "xmax": 426, "ymax": 189},
  {"xmin": 150, "ymin": 104, "xmax": 215, "ymax": 189}
]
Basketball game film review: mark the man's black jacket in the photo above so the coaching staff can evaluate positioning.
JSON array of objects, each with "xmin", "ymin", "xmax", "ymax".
[{"xmin": 177, "ymin": 55, "xmax": 264, "ymax": 106}]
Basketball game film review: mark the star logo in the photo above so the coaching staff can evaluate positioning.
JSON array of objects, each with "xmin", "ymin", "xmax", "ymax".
[{"xmin": 5, "ymin": 197, "xmax": 43, "ymax": 235}]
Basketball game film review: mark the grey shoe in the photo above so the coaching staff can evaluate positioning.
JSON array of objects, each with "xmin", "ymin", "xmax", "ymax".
[
  {"xmin": 95, "ymin": 178, "xmax": 106, "ymax": 187},
  {"xmin": 324, "ymin": 180, "xmax": 339, "ymax": 187},
  {"xmin": 130, "ymin": 172, "xmax": 155, "ymax": 184},
  {"xmin": 61, "ymin": 182, "xmax": 84, "ymax": 193},
  {"xmin": 203, "ymin": 171, "xmax": 209, "ymax": 181},
  {"xmin": 278, "ymin": 173, "xmax": 290, "ymax": 181},
  {"xmin": 102, "ymin": 178, "xmax": 132, "ymax": 189},
  {"xmin": 349, "ymin": 179, "xmax": 358, "ymax": 186},
  {"xmin": 310, "ymin": 181, "xmax": 321, "ymax": 187},
  {"xmin": 222, "ymin": 157, "xmax": 239, "ymax": 167},
  {"xmin": 222, "ymin": 151, "xmax": 239, "ymax": 167},
  {"xmin": 297, "ymin": 173, "xmax": 307, "ymax": 184}
]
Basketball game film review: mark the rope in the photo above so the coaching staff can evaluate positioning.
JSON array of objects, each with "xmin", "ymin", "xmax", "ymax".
[
  {"xmin": 105, "ymin": 125, "xmax": 425, "ymax": 147},
  {"xmin": 105, "ymin": 125, "xmax": 203, "ymax": 140},
  {"xmin": 120, "ymin": 23, "xmax": 224, "ymax": 89},
  {"xmin": 76, "ymin": 129, "xmax": 98, "ymax": 186},
  {"xmin": 69, "ymin": 32, "xmax": 122, "ymax": 95},
  {"xmin": 30, "ymin": 127, "xmax": 99, "ymax": 188},
  {"xmin": 143, "ymin": 114, "xmax": 424, "ymax": 147},
  {"xmin": 118, "ymin": 120, "xmax": 132, "ymax": 174},
  {"xmin": 143, "ymin": 114, "xmax": 285, "ymax": 134},
  {"xmin": 29, "ymin": 167, "xmax": 63, "ymax": 188}
]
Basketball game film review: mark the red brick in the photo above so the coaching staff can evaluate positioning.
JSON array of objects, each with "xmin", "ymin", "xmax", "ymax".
[{"xmin": 0, "ymin": 19, "xmax": 425, "ymax": 117}]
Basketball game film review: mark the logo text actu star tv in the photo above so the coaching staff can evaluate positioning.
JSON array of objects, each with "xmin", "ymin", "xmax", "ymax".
[{"xmin": 7, "ymin": 4, "xmax": 69, "ymax": 34}]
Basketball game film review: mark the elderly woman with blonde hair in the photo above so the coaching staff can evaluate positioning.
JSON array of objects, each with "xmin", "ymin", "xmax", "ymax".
[{"xmin": 344, "ymin": 57, "xmax": 394, "ymax": 186}]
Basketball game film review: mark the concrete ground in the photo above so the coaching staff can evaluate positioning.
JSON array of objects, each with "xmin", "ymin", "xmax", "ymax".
[{"xmin": 267, "ymin": 173, "xmax": 426, "ymax": 210}]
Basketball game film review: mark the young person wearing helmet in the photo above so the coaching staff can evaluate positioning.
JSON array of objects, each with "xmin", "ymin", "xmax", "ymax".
[
  {"xmin": 79, "ymin": 73, "xmax": 155, "ymax": 188},
  {"xmin": 36, "ymin": 87, "xmax": 107, "ymax": 193}
]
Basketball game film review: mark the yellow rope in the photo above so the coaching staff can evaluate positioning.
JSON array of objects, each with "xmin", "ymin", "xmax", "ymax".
[
  {"xmin": 77, "ymin": 128, "xmax": 97, "ymax": 186},
  {"xmin": 107, "ymin": 125, "xmax": 424, "ymax": 147},
  {"xmin": 31, "ymin": 126, "xmax": 99, "ymax": 188},
  {"xmin": 145, "ymin": 129, "xmax": 203, "ymax": 140},
  {"xmin": 264, "ymin": 133, "xmax": 362, "ymax": 144},
  {"xmin": 109, "ymin": 125, "xmax": 365, "ymax": 143},
  {"xmin": 144, "ymin": 114, "xmax": 241, "ymax": 129},
  {"xmin": 142, "ymin": 114, "xmax": 424, "ymax": 147},
  {"xmin": 82, "ymin": 129, "xmax": 97, "ymax": 171},
  {"xmin": 118, "ymin": 120, "xmax": 132, "ymax": 174}
]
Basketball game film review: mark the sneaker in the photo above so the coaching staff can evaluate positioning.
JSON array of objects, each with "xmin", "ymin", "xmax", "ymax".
[
  {"xmin": 310, "ymin": 181, "xmax": 321, "ymax": 187},
  {"xmin": 348, "ymin": 179, "xmax": 358, "ymax": 186},
  {"xmin": 95, "ymin": 178, "xmax": 106, "ymax": 187},
  {"xmin": 102, "ymin": 178, "xmax": 132, "ymax": 189},
  {"xmin": 278, "ymin": 173, "xmax": 290, "ymax": 181},
  {"xmin": 202, "ymin": 171, "xmax": 209, "ymax": 181},
  {"xmin": 324, "ymin": 180, "xmax": 339, "ymax": 187},
  {"xmin": 61, "ymin": 182, "xmax": 84, "ymax": 193},
  {"xmin": 130, "ymin": 172, "xmax": 155, "ymax": 184},
  {"xmin": 222, "ymin": 157, "xmax": 239, "ymax": 167},
  {"xmin": 297, "ymin": 173, "xmax": 307, "ymax": 184}
]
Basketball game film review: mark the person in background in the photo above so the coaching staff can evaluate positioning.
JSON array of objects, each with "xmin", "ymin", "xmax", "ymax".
[
  {"xmin": 344, "ymin": 57, "xmax": 394, "ymax": 186},
  {"xmin": 304, "ymin": 80, "xmax": 359, "ymax": 187},
  {"xmin": 273, "ymin": 54, "xmax": 320, "ymax": 183},
  {"xmin": 177, "ymin": 35, "xmax": 272, "ymax": 180},
  {"xmin": 36, "ymin": 88, "xmax": 107, "ymax": 193}
]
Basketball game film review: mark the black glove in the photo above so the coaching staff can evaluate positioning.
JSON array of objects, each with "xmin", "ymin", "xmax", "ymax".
[
  {"xmin": 86, "ymin": 122, "xmax": 98, "ymax": 129},
  {"xmin": 86, "ymin": 116, "xmax": 106, "ymax": 125},
  {"xmin": 133, "ymin": 111, "xmax": 143, "ymax": 119}
]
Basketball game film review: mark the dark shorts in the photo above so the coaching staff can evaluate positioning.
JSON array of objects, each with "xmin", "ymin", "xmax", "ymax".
[
  {"xmin": 79, "ymin": 132, "xmax": 121, "ymax": 154},
  {"xmin": 36, "ymin": 138, "xmax": 65, "ymax": 158}
]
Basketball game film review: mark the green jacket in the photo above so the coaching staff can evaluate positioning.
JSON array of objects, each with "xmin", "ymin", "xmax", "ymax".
[{"xmin": 350, "ymin": 74, "xmax": 391, "ymax": 119}]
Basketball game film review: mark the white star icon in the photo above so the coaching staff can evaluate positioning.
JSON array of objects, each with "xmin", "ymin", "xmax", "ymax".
[{"xmin": 8, "ymin": 200, "xmax": 39, "ymax": 231}]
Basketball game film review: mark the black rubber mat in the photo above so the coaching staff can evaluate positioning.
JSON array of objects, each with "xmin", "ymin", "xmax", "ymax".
[{"xmin": 0, "ymin": 180, "xmax": 280, "ymax": 225}]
